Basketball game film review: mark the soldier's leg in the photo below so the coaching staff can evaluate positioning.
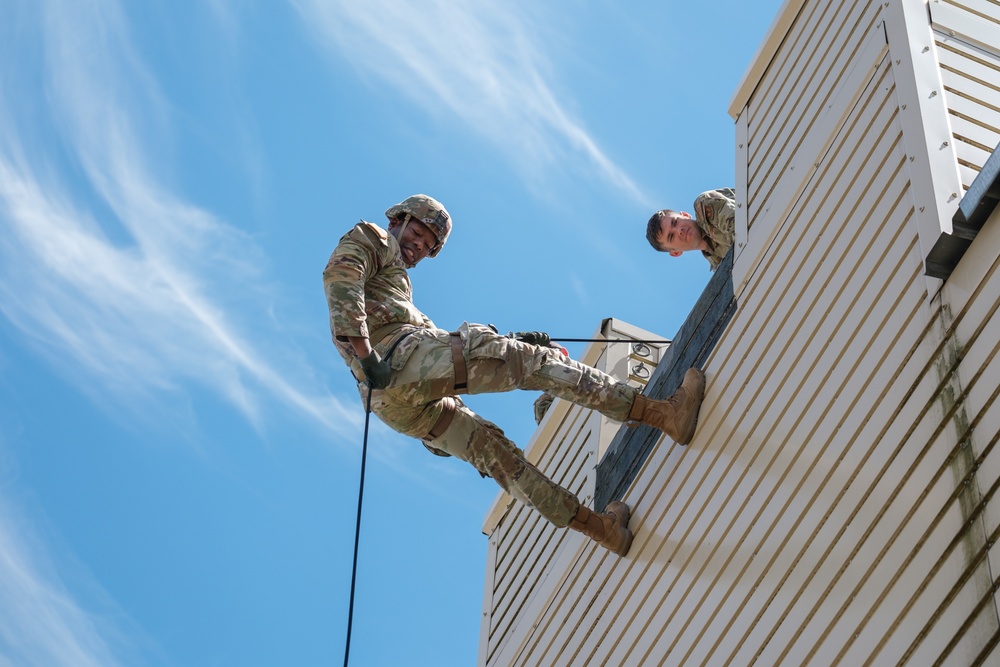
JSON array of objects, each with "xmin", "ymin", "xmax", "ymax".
[
  {"xmin": 461, "ymin": 323, "xmax": 636, "ymax": 421},
  {"xmin": 462, "ymin": 323, "xmax": 706, "ymax": 445},
  {"xmin": 425, "ymin": 399, "xmax": 633, "ymax": 555},
  {"xmin": 430, "ymin": 401, "xmax": 580, "ymax": 527},
  {"xmin": 368, "ymin": 346, "xmax": 634, "ymax": 554}
]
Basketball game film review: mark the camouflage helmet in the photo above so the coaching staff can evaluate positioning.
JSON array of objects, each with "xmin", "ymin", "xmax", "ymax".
[{"xmin": 384, "ymin": 194, "xmax": 452, "ymax": 258}]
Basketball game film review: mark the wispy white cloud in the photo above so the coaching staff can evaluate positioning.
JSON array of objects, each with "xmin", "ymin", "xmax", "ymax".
[
  {"xmin": 290, "ymin": 0, "xmax": 652, "ymax": 208},
  {"xmin": 0, "ymin": 0, "xmax": 358, "ymax": 437},
  {"xmin": 0, "ymin": 489, "xmax": 145, "ymax": 667}
]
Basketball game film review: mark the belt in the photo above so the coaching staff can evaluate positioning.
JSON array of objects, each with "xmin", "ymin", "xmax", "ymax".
[
  {"xmin": 369, "ymin": 322, "xmax": 413, "ymax": 348},
  {"xmin": 348, "ymin": 324, "xmax": 419, "ymax": 383}
]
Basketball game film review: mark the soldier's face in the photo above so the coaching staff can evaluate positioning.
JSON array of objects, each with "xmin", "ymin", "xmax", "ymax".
[
  {"xmin": 656, "ymin": 212, "xmax": 703, "ymax": 256},
  {"xmin": 389, "ymin": 218, "xmax": 438, "ymax": 267}
]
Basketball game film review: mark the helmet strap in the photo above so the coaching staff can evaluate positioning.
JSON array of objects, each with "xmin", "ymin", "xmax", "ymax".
[{"xmin": 396, "ymin": 214, "xmax": 415, "ymax": 267}]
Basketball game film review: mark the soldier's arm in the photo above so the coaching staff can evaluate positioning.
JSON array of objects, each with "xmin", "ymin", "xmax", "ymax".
[
  {"xmin": 323, "ymin": 224, "xmax": 384, "ymax": 346},
  {"xmin": 348, "ymin": 336, "xmax": 373, "ymax": 359},
  {"xmin": 695, "ymin": 190, "xmax": 736, "ymax": 241}
]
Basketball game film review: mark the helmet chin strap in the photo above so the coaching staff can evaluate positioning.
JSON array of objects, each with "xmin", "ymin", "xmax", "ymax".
[{"xmin": 396, "ymin": 214, "xmax": 416, "ymax": 268}]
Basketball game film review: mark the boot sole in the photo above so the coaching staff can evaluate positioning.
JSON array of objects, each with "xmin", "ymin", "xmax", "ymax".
[{"xmin": 677, "ymin": 368, "xmax": 706, "ymax": 446}]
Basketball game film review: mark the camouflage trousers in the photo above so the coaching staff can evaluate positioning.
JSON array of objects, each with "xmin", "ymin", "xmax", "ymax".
[{"xmin": 356, "ymin": 322, "xmax": 638, "ymax": 527}]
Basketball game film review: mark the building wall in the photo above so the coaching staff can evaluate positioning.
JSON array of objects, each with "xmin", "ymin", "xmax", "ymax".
[{"xmin": 479, "ymin": 0, "xmax": 1000, "ymax": 664}]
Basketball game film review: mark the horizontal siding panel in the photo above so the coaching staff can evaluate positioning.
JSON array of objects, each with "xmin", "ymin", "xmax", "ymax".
[
  {"xmin": 864, "ymin": 497, "xmax": 994, "ymax": 664},
  {"xmin": 937, "ymin": 37, "xmax": 1000, "ymax": 93},
  {"xmin": 907, "ymin": 557, "xmax": 998, "ymax": 666},
  {"xmin": 492, "ymin": 408, "xmax": 588, "ymax": 583},
  {"xmin": 934, "ymin": 3, "xmax": 1000, "ymax": 192},
  {"xmin": 943, "ymin": 0, "xmax": 1000, "ymax": 24},
  {"xmin": 948, "ymin": 202, "xmax": 1000, "ymax": 595},
  {"xmin": 746, "ymin": 0, "xmax": 881, "ymax": 228},
  {"xmin": 486, "ymin": 407, "xmax": 594, "ymax": 664},
  {"xmin": 933, "ymin": 0, "xmax": 1000, "ymax": 56},
  {"xmin": 746, "ymin": 0, "xmax": 849, "ymax": 210},
  {"xmin": 816, "ymin": 429, "xmax": 988, "ymax": 666},
  {"xmin": 726, "ymin": 278, "xmax": 937, "ymax": 667}
]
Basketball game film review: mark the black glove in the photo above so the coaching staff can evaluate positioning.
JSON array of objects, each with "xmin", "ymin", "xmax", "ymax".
[
  {"xmin": 359, "ymin": 350, "xmax": 392, "ymax": 389},
  {"xmin": 513, "ymin": 331, "xmax": 551, "ymax": 346}
]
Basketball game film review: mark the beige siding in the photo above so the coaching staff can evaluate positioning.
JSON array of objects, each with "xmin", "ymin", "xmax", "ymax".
[
  {"xmin": 932, "ymin": 0, "xmax": 1000, "ymax": 191},
  {"xmin": 480, "ymin": 0, "xmax": 1000, "ymax": 664},
  {"xmin": 481, "ymin": 402, "xmax": 594, "ymax": 665},
  {"xmin": 744, "ymin": 0, "xmax": 882, "ymax": 233}
]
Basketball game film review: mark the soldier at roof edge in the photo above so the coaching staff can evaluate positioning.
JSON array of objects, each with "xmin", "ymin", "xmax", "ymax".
[
  {"xmin": 323, "ymin": 194, "xmax": 707, "ymax": 557},
  {"xmin": 646, "ymin": 187, "xmax": 737, "ymax": 271}
]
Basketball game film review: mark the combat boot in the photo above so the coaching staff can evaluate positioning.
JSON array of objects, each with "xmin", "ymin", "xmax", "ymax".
[
  {"xmin": 569, "ymin": 502, "xmax": 633, "ymax": 557},
  {"xmin": 627, "ymin": 367, "xmax": 706, "ymax": 445}
]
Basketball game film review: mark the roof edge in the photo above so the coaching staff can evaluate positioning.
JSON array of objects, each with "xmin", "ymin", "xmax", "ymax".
[{"xmin": 728, "ymin": 0, "xmax": 809, "ymax": 119}]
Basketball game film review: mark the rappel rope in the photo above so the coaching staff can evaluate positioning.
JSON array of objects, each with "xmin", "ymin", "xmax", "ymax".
[
  {"xmin": 549, "ymin": 338, "xmax": 671, "ymax": 345},
  {"xmin": 343, "ymin": 385, "xmax": 373, "ymax": 667},
  {"xmin": 341, "ymin": 336, "xmax": 668, "ymax": 665}
]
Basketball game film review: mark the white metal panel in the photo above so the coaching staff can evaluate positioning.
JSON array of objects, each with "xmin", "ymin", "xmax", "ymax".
[
  {"xmin": 696, "ymin": 189, "xmax": 921, "ymax": 662},
  {"xmin": 485, "ymin": 409, "xmax": 590, "ymax": 661},
  {"xmin": 478, "ymin": 521, "xmax": 502, "ymax": 667}
]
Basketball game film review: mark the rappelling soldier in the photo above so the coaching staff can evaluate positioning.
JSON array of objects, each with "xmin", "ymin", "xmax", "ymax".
[{"xmin": 323, "ymin": 194, "xmax": 706, "ymax": 557}]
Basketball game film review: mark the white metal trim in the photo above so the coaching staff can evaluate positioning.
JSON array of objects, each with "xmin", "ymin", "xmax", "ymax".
[
  {"xmin": 884, "ymin": 0, "xmax": 964, "ymax": 274},
  {"xmin": 734, "ymin": 113, "xmax": 750, "ymax": 271},
  {"xmin": 478, "ymin": 521, "xmax": 502, "ymax": 667}
]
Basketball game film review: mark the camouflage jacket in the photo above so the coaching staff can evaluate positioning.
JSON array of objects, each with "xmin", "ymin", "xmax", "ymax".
[
  {"xmin": 323, "ymin": 221, "xmax": 435, "ymax": 367},
  {"xmin": 693, "ymin": 188, "xmax": 736, "ymax": 271}
]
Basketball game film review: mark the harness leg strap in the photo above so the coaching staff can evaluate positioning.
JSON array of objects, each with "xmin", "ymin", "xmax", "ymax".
[
  {"xmin": 449, "ymin": 331, "xmax": 468, "ymax": 393},
  {"xmin": 426, "ymin": 396, "xmax": 458, "ymax": 441}
]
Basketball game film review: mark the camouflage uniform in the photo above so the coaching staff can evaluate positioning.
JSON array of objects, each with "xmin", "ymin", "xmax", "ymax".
[
  {"xmin": 693, "ymin": 188, "xmax": 736, "ymax": 271},
  {"xmin": 324, "ymin": 221, "xmax": 639, "ymax": 528}
]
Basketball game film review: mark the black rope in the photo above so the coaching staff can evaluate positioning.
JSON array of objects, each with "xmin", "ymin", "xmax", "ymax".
[
  {"xmin": 343, "ymin": 385, "xmax": 373, "ymax": 667},
  {"xmin": 549, "ymin": 338, "xmax": 671, "ymax": 344}
]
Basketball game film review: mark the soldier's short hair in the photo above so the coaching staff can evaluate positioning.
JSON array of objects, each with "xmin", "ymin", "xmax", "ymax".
[{"xmin": 646, "ymin": 209, "xmax": 678, "ymax": 252}]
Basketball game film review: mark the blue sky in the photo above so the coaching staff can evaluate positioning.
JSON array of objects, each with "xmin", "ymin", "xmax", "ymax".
[{"xmin": 0, "ymin": 1, "xmax": 782, "ymax": 665}]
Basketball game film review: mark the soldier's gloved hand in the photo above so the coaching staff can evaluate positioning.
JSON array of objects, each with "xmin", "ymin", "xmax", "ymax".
[
  {"xmin": 513, "ymin": 331, "xmax": 551, "ymax": 346},
  {"xmin": 359, "ymin": 351, "xmax": 392, "ymax": 389}
]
